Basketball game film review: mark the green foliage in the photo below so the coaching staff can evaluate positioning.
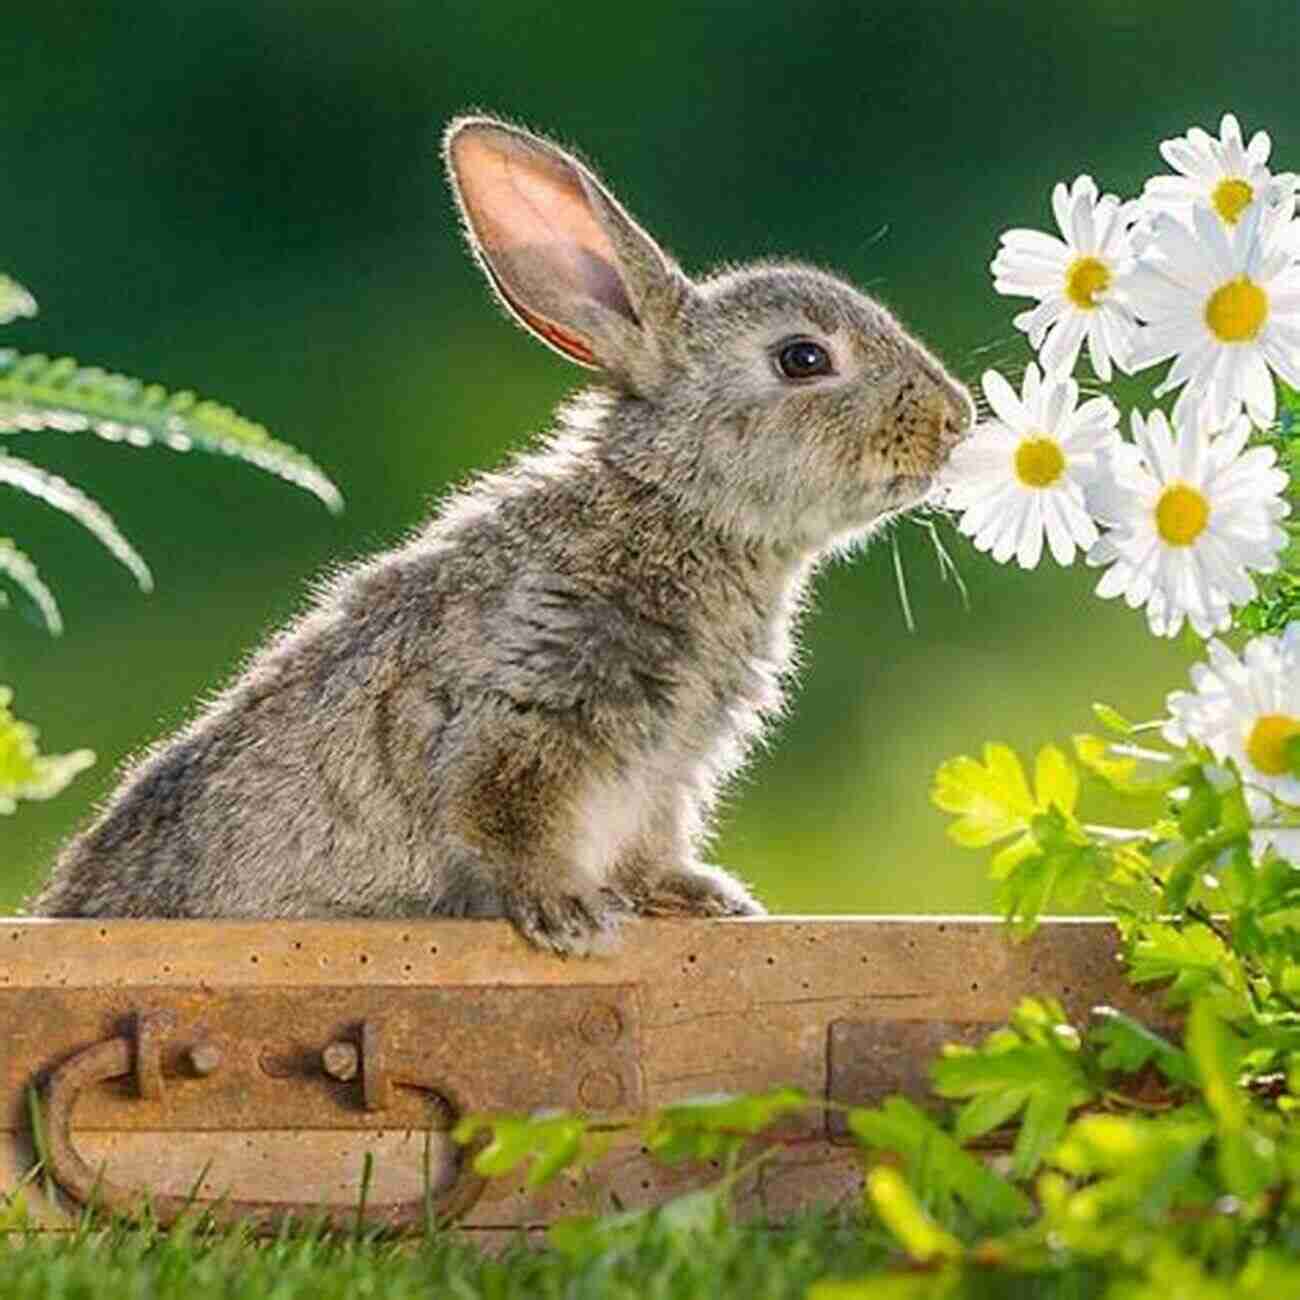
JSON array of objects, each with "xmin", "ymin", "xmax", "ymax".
[
  {"xmin": 1088, "ymin": 1006, "xmax": 1193, "ymax": 1086},
  {"xmin": 644, "ymin": 1088, "xmax": 808, "ymax": 1164},
  {"xmin": 432, "ymin": 693, "xmax": 1300, "ymax": 1294},
  {"xmin": 0, "ymin": 686, "xmax": 94, "ymax": 814},
  {"xmin": 929, "ymin": 998, "xmax": 1094, "ymax": 1179},
  {"xmin": 846, "ymin": 1097, "xmax": 1028, "ymax": 1230},
  {"xmin": 0, "ymin": 271, "xmax": 341, "ymax": 811},
  {"xmin": 933, "ymin": 743, "xmax": 1104, "ymax": 934},
  {"xmin": 452, "ymin": 1110, "xmax": 613, "ymax": 1190},
  {"xmin": 1237, "ymin": 384, "xmax": 1300, "ymax": 634},
  {"xmin": 0, "ymin": 350, "xmax": 342, "ymax": 514},
  {"xmin": 0, "ymin": 273, "xmax": 36, "ymax": 326}
]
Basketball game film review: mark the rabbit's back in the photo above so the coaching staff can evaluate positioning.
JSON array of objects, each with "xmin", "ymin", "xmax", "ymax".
[{"xmin": 37, "ymin": 424, "xmax": 799, "ymax": 920}]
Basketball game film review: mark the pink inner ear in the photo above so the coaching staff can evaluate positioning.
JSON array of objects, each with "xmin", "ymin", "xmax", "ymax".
[{"xmin": 450, "ymin": 128, "xmax": 636, "ymax": 341}]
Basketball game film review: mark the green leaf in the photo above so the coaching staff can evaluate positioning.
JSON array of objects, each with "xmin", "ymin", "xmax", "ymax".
[
  {"xmin": 930, "ymin": 999, "xmax": 1095, "ymax": 1179},
  {"xmin": 1177, "ymin": 772, "xmax": 1220, "ymax": 841},
  {"xmin": 1051, "ymin": 1111, "xmax": 1213, "ymax": 1222},
  {"xmin": 987, "ymin": 832, "xmax": 1038, "ymax": 880},
  {"xmin": 0, "ymin": 686, "xmax": 94, "ymax": 813},
  {"xmin": 643, "ymin": 1087, "xmax": 807, "ymax": 1164},
  {"xmin": 1074, "ymin": 733, "xmax": 1137, "ymax": 789},
  {"xmin": 453, "ymin": 1110, "xmax": 604, "ymax": 1189},
  {"xmin": 0, "ymin": 538, "xmax": 62, "ymax": 635},
  {"xmin": 0, "ymin": 349, "xmax": 342, "ymax": 514},
  {"xmin": 1089, "ymin": 1006, "xmax": 1195, "ymax": 1087},
  {"xmin": 0, "ymin": 275, "xmax": 37, "ymax": 326},
  {"xmin": 0, "ymin": 451, "xmax": 153, "ymax": 592},
  {"xmin": 864, "ymin": 1164, "xmax": 963, "ymax": 1263},
  {"xmin": 931, "ymin": 742, "xmax": 1036, "ymax": 846},
  {"xmin": 1126, "ymin": 923, "xmax": 1245, "ymax": 1009},
  {"xmin": 1073, "ymin": 732, "xmax": 1176, "ymax": 795},
  {"xmin": 847, "ymin": 1096, "xmax": 1028, "ymax": 1229},
  {"xmin": 994, "ymin": 808, "xmax": 1102, "ymax": 935},
  {"xmin": 1091, "ymin": 702, "xmax": 1134, "ymax": 736},
  {"xmin": 1034, "ymin": 744, "xmax": 1079, "ymax": 817},
  {"xmin": 1186, "ymin": 1000, "xmax": 1276, "ymax": 1197}
]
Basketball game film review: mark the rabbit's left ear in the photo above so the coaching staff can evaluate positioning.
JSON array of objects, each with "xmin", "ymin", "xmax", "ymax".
[{"xmin": 443, "ymin": 116, "xmax": 689, "ymax": 388}]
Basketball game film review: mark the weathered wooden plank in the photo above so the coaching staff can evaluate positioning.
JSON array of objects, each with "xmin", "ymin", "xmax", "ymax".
[{"xmin": 0, "ymin": 917, "xmax": 1155, "ymax": 1231}]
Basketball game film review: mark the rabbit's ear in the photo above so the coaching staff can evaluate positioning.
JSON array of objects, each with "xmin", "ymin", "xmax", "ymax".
[{"xmin": 444, "ymin": 116, "xmax": 689, "ymax": 387}]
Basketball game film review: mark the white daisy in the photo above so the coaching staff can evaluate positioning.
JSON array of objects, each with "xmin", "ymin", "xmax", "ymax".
[
  {"xmin": 1143, "ymin": 113, "xmax": 1297, "ymax": 235},
  {"xmin": 1125, "ymin": 202, "xmax": 1300, "ymax": 430},
  {"xmin": 940, "ymin": 363, "xmax": 1119, "ymax": 569},
  {"xmin": 1163, "ymin": 624, "xmax": 1300, "ymax": 864},
  {"xmin": 1086, "ymin": 408, "xmax": 1290, "ymax": 638},
  {"xmin": 991, "ymin": 175, "xmax": 1139, "ymax": 381}
]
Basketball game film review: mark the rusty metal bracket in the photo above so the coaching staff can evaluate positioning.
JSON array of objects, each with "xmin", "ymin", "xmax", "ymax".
[
  {"xmin": 43, "ymin": 1019, "xmax": 487, "ymax": 1231},
  {"xmin": 17, "ymin": 984, "xmax": 642, "ymax": 1230}
]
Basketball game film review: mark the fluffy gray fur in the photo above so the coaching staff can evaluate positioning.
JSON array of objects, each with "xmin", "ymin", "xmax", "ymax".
[{"xmin": 32, "ymin": 115, "xmax": 972, "ymax": 953}]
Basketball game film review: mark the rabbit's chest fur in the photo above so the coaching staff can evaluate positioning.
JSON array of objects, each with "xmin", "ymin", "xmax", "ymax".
[{"xmin": 418, "ymin": 429, "xmax": 805, "ymax": 877}]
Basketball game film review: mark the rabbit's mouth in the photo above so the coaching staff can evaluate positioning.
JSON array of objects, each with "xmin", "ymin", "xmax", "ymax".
[{"xmin": 883, "ymin": 473, "xmax": 932, "ymax": 504}]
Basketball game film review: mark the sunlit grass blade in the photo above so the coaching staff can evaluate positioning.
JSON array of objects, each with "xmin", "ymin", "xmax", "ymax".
[
  {"xmin": 916, "ymin": 514, "xmax": 970, "ymax": 609},
  {"xmin": 889, "ymin": 530, "xmax": 915, "ymax": 632},
  {"xmin": 0, "ymin": 452, "xmax": 153, "ymax": 592},
  {"xmin": 0, "ymin": 350, "xmax": 343, "ymax": 513},
  {"xmin": 0, "ymin": 276, "xmax": 37, "ymax": 325},
  {"xmin": 0, "ymin": 538, "xmax": 63, "ymax": 635}
]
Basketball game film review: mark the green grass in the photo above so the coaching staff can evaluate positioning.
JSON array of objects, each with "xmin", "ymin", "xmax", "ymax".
[{"xmin": 0, "ymin": 1211, "xmax": 901, "ymax": 1300}]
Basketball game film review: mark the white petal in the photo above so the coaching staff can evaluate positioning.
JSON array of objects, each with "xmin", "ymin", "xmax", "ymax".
[
  {"xmin": 1040, "ymin": 312, "xmax": 1086, "ymax": 375},
  {"xmin": 1016, "ymin": 494, "xmax": 1046, "ymax": 569},
  {"xmin": 982, "ymin": 369, "xmax": 1027, "ymax": 432},
  {"xmin": 1042, "ymin": 495, "xmax": 1077, "ymax": 565}
]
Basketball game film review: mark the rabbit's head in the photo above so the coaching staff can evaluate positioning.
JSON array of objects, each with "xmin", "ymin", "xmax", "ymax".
[{"xmin": 444, "ymin": 115, "xmax": 972, "ymax": 552}]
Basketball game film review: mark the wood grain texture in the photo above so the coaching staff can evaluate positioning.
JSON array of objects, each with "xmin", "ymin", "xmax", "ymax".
[{"xmin": 0, "ymin": 917, "xmax": 1157, "ymax": 1232}]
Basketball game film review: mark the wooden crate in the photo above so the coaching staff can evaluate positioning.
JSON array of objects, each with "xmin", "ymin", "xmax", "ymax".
[{"xmin": 0, "ymin": 916, "xmax": 1154, "ymax": 1238}]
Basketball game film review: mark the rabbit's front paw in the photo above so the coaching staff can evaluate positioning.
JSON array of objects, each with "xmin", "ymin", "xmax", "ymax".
[
  {"xmin": 504, "ymin": 886, "xmax": 632, "ymax": 956},
  {"xmin": 639, "ymin": 865, "xmax": 765, "ymax": 918}
]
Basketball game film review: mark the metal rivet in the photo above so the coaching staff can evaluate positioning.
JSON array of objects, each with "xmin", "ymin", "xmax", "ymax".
[
  {"xmin": 258, "ymin": 1046, "xmax": 296, "ymax": 1079},
  {"xmin": 187, "ymin": 1042, "xmax": 221, "ymax": 1076},
  {"xmin": 577, "ymin": 1068, "xmax": 624, "ymax": 1110},
  {"xmin": 578, "ymin": 1003, "xmax": 623, "ymax": 1046},
  {"xmin": 321, "ymin": 1040, "xmax": 360, "ymax": 1082}
]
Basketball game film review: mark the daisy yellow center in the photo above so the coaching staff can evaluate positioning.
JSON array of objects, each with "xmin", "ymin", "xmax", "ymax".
[
  {"xmin": 1205, "ymin": 276, "xmax": 1269, "ymax": 342},
  {"xmin": 1014, "ymin": 436, "xmax": 1065, "ymax": 488},
  {"xmin": 1212, "ymin": 177, "xmax": 1254, "ymax": 225},
  {"xmin": 1155, "ymin": 483, "xmax": 1210, "ymax": 546},
  {"xmin": 1064, "ymin": 256, "xmax": 1110, "ymax": 310},
  {"xmin": 1245, "ymin": 714, "xmax": 1300, "ymax": 776}
]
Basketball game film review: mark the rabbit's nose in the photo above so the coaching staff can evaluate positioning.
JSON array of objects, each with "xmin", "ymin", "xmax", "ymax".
[{"xmin": 935, "ymin": 376, "xmax": 974, "ymax": 454}]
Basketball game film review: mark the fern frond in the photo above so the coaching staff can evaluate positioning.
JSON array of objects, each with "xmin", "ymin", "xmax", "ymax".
[
  {"xmin": 0, "ymin": 452, "xmax": 153, "ymax": 592},
  {"xmin": 0, "ymin": 350, "xmax": 343, "ymax": 513},
  {"xmin": 0, "ymin": 539, "xmax": 62, "ymax": 636},
  {"xmin": 0, "ymin": 277, "xmax": 37, "ymax": 326},
  {"xmin": 0, "ymin": 685, "xmax": 94, "ymax": 812}
]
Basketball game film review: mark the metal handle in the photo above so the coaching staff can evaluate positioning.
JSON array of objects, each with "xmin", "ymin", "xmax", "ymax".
[{"xmin": 43, "ymin": 1013, "xmax": 488, "ymax": 1232}]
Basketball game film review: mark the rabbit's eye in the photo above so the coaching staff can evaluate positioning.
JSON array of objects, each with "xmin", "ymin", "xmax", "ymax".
[{"xmin": 776, "ymin": 339, "xmax": 833, "ymax": 380}]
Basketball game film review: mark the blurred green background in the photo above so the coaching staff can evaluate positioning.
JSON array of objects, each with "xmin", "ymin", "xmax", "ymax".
[{"xmin": 2, "ymin": 0, "xmax": 1295, "ymax": 914}]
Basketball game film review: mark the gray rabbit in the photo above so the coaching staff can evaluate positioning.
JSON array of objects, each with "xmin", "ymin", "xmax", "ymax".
[{"xmin": 32, "ymin": 115, "xmax": 973, "ymax": 952}]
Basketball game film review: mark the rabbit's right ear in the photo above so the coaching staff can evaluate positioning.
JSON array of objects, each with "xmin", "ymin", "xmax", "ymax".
[{"xmin": 443, "ymin": 116, "xmax": 690, "ymax": 393}]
